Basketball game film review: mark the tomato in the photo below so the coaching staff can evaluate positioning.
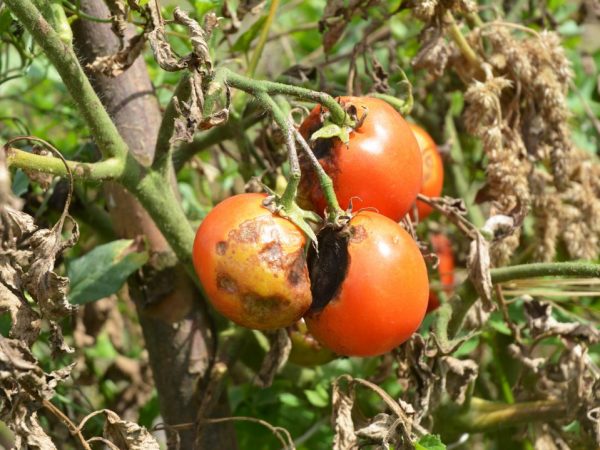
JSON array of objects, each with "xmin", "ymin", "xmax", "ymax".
[
  {"xmin": 409, "ymin": 123, "xmax": 444, "ymax": 220},
  {"xmin": 304, "ymin": 211, "xmax": 429, "ymax": 357},
  {"xmin": 427, "ymin": 233, "xmax": 455, "ymax": 313},
  {"xmin": 192, "ymin": 193, "xmax": 312, "ymax": 330},
  {"xmin": 299, "ymin": 97, "xmax": 422, "ymax": 221},
  {"xmin": 288, "ymin": 319, "xmax": 337, "ymax": 367}
]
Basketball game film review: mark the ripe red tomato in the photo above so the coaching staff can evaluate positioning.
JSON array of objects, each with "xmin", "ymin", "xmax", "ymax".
[
  {"xmin": 304, "ymin": 211, "xmax": 429, "ymax": 357},
  {"xmin": 288, "ymin": 320, "xmax": 337, "ymax": 367},
  {"xmin": 192, "ymin": 193, "xmax": 312, "ymax": 330},
  {"xmin": 409, "ymin": 123, "xmax": 444, "ymax": 220},
  {"xmin": 427, "ymin": 233, "xmax": 455, "ymax": 313},
  {"xmin": 299, "ymin": 97, "xmax": 422, "ymax": 221}
]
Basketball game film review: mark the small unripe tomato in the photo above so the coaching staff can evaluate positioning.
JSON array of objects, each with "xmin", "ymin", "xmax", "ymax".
[
  {"xmin": 299, "ymin": 97, "xmax": 422, "ymax": 221},
  {"xmin": 305, "ymin": 211, "xmax": 429, "ymax": 357},
  {"xmin": 192, "ymin": 193, "xmax": 312, "ymax": 330},
  {"xmin": 288, "ymin": 320, "xmax": 337, "ymax": 367},
  {"xmin": 427, "ymin": 233, "xmax": 455, "ymax": 313},
  {"xmin": 408, "ymin": 123, "xmax": 444, "ymax": 220}
]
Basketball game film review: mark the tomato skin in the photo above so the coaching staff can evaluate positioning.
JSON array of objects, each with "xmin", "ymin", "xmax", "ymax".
[
  {"xmin": 409, "ymin": 123, "xmax": 444, "ymax": 220},
  {"xmin": 305, "ymin": 211, "xmax": 429, "ymax": 357},
  {"xmin": 192, "ymin": 193, "xmax": 312, "ymax": 330},
  {"xmin": 299, "ymin": 97, "xmax": 423, "ymax": 221},
  {"xmin": 427, "ymin": 233, "xmax": 455, "ymax": 313}
]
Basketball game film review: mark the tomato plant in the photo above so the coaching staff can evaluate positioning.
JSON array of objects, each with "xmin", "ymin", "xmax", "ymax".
[
  {"xmin": 305, "ymin": 211, "xmax": 429, "ymax": 357},
  {"xmin": 299, "ymin": 96, "xmax": 423, "ymax": 221},
  {"xmin": 192, "ymin": 193, "xmax": 312, "ymax": 330},
  {"xmin": 409, "ymin": 123, "xmax": 444, "ymax": 220}
]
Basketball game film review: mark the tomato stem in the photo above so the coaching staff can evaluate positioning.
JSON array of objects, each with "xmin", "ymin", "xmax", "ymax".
[
  {"xmin": 293, "ymin": 129, "xmax": 344, "ymax": 222},
  {"xmin": 220, "ymin": 67, "xmax": 351, "ymax": 127}
]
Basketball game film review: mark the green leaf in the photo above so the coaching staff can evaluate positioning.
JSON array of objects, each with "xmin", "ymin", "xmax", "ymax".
[
  {"xmin": 68, "ymin": 239, "xmax": 148, "ymax": 305},
  {"xmin": 415, "ymin": 434, "xmax": 446, "ymax": 450},
  {"xmin": 304, "ymin": 384, "xmax": 329, "ymax": 408},
  {"xmin": 310, "ymin": 123, "xmax": 350, "ymax": 144},
  {"xmin": 11, "ymin": 169, "xmax": 29, "ymax": 197},
  {"xmin": 0, "ymin": 9, "xmax": 12, "ymax": 34},
  {"xmin": 232, "ymin": 16, "xmax": 267, "ymax": 53}
]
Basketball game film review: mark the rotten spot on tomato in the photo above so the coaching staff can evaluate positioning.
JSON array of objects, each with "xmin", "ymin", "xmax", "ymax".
[
  {"xmin": 307, "ymin": 226, "xmax": 350, "ymax": 312},
  {"xmin": 242, "ymin": 293, "xmax": 291, "ymax": 321},
  {"xmin": 259, "ymin": 241, "xmax": 283, "ymax": 270},
  {"xmin": 287, "ymin": 251, "xmax": 307, "ymax": 287},
  {"xmin": 216, "ymin": 241, "xmax": 228, "ymax": 255},
  {"xmin": 216, "ymin": 273, "xmax": 238, "ymax": 293}
]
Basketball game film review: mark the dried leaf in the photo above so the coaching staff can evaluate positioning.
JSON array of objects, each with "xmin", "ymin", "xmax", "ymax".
[
  {"xmin": 0, "ymin": 336, "xmax": 73, "ymax": 449},
  {"xmin": 467, "ymin": 231, "xmax": 494, "ymax": 312},
  {"xmin": 87, "ymin": 33, "xmax": 147, "ymax": 77},
  {"xmin": 0, "ymin": 206, "xmax": 78, "ymax": 354},
  {"xmin": 332, "ymin": 377, "xmax": 358, "ymax": 450},
  {"xmin": 103, "ymin": 409, "xmax": 160, "ymax": 450},
  {"xmin": 439, "ymin": 356, "xmax": 478, "ymax": 405},
  {"xmin": 319, "ymin": 0, "xmax": 376, "ymax": 53},
  {"xmin": 255, "ymin": 328, "xmax": 292, "ymax": 388},
  {"xmin": 524, "ymin": 301, "xmax": 600, "ymax": 343}
]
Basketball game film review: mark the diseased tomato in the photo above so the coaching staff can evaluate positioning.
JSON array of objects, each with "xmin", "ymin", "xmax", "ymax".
[
  {"xmin": 288, "ymin": 319, "xmax": 337, "ymax": 367},
  {"xmin": 192, "ymin": 193, "xmax": 312, "ymax": 330},
  {"xmin": 299, "ymin": 97, "xmax": 422, "ymax": 221},
  {"xmin": 409, "ymin": 123, "xmax": 444, "ymax": 220},
  {"xmin": 427, "ymin": 233, "xmax": 455, "ymax": 313},
  {"xmin": 304, "ymin": 211, "xmax": 429, "ymax": 357}
]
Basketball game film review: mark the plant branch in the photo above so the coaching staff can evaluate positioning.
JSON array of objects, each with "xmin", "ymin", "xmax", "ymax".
[
  {"xmin": 4, "ymin": 0, "xmax": 130, "ymax": 163},
  {"xmin": 255, "ymin": 92, "xmax": 299, "ymax": 209},
  {"xmin": 448, "ymin": 262, "xmax": 600, "ymax": 338},
  {"xmin": 5, "ymin": 147, "xmax": 122, "ymax": 181},
  {"xmin": 492, "ymin": 262, "xmax": 600, "ymax": 284},
  {"xmin": 154, "ymin": 73, "xmax": 192, "ymax": 170},
  {"xmin": 42, "ymin": 399, "xmax": 93, "ymax": 450},
  {"xmin": 220, "ymin": 67, "xmax": 349, "ymax": 126},
  {"xmin": 445, "ymin": 11, "xmax": 482, "ymax": 69},
  {"xmin": 442, "ymin": 397, "xmax": 567, "ymax": 433},
  {"xmin": 293, "ymin": 128, "xmax": 342, "ymax": 220}
]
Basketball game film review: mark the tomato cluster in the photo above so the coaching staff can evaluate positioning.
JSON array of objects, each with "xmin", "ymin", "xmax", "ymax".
[{"xmin": 193, "ymin": 96, "xmax": 449, "ymax": 359}]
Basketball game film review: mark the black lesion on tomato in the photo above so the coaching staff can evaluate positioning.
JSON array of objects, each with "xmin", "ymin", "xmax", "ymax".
[{"xmin": 307, "ymin": 226, "xmax": 350, "ymax": 312}]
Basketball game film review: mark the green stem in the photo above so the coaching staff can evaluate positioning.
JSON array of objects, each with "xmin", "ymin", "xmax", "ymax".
[
  {"xmin": 247, "ymin": 0, "xmax": 280, "ymax": 78},
  {"xmin": 127, "ymin": 171, "xmax": 196, "ymax": 272},
  {"xmin": 447, "ymin": 262, "xmax": 600, "ymax": 338},
  {"xmin": 293, "ymin": 128, "xmax": 342, "ymax": 221},
  {"xmin": 492, "ymin": 262, "xmax": 600, "ymax": 284},
  {"xmin": 439, "ymin": 397, "xmax": 567, "ymax": 434},
  {"xmin": 153, "ymin": 73, "xmax": 191, "ymax": 171},
  {"xmin": 255, "ymin": 92, "xmax": 299, "ymax": 209},
  {"xmin": 220, "ymin": 67, "xmax": 349, "ymax": 126},
  {"xmin": 6, "ymin": 147, "xmax": 122, "ymax": 181},
  {"xmin": 4, "ymin": 0, "xmax": 130, "ymax": 162},
  {"xmin": 445, "ymin": 11, "xmax": 481, "ymax": 69}
]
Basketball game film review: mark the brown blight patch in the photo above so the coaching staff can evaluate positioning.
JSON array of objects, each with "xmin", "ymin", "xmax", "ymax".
[{"xmin": 242, "ymin": 293, "xmax": 292, "ymax": 323}]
